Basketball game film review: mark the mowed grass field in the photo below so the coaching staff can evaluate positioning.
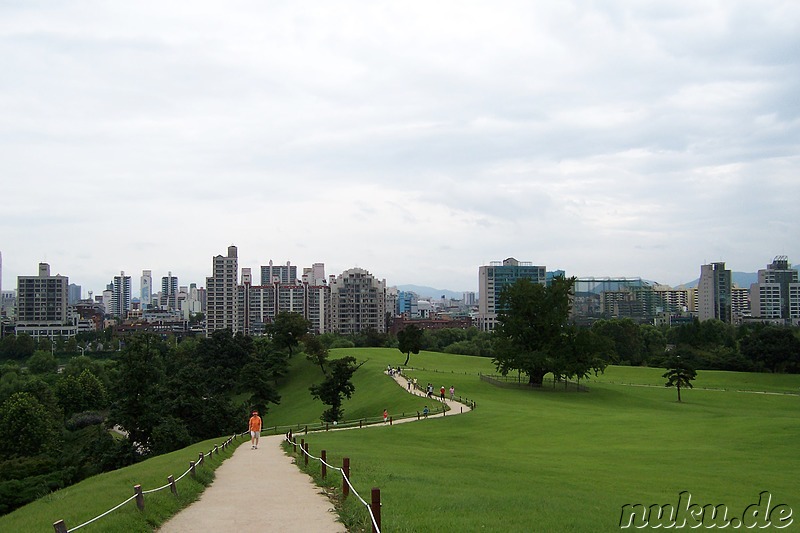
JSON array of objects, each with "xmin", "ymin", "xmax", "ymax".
[
  {"xmin": 2, "ymin": 348, "xmax": 797, "ymax": 532},
  {"xmin": 279, "ymin": 348, "xmax": 800, "ymax": 532}
]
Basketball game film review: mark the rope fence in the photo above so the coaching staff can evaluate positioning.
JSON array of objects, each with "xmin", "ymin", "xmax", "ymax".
[
  {"xmin": 52, "ymin": 431, "xmax": 248, "ymax": 533},
  {"xmin": 285, "ymin": 431, "xmax": 382, "ymax": 533}
]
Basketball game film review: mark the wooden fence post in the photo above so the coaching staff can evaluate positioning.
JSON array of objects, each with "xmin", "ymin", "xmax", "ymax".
[
  {"xmin": 304, "ymin": 425, "xmax": 308, "ymax": 435},
  {"xmin": 214, "ymin": 445, "xmax": 219, "ymax": 456},
  {"xmin": 303, "ymin": 442, "xmax": 309, "ymax": 466},
  {"xmin": 190, "ymin": 460, "xmax": 196, "ymax": 478},
  {"xmin": 198, "ymin": 452, "xmax": 204, "ymax": 466},
  {"xmin": 371, "ymin": 487, "xmax": 381, "ymax": 533},
  {"xmin": 134, "ymin": 484, "xmax": 144, "ymax": 511},
  {"xmin": 300, "ymin": 438, "xmax": 304, "ymax": 457},
  {"xmin": 342, "ymin": 458, "xmax": 350, "ymax": 499},
  {"xmin": 292, "ymin": 438, "xmax": 297, "ymax": 453},
  {"xmin": 168, "ymin": 475, "xmax": 178, "ymax": 497},
  {"xmin": 53, "ymin": 520, "xmax": 67, "ymax": 533},
  {"xmin": 321, "ymin": 450, "xmax": 327, "ymax": 479}
]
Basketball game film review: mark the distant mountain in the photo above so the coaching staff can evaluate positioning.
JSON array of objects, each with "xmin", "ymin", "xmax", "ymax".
[
  {"xmin": 394, "ymin": 285, "xmax": 465, "ymax": 300},
  {"xmin": 677, "ymin": 272, "xmax": 758, "ymax": 289}
]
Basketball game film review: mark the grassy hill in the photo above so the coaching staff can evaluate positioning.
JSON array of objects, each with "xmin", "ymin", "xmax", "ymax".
[{"xmin": 3, "ymin": 347, "xmax": 798, "ymax": 532}]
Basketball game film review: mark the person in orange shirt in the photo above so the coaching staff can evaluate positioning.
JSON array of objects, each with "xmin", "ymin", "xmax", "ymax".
[{"xmin": 249, "ymin": 410, "xmax": 262, "ymax": 449}]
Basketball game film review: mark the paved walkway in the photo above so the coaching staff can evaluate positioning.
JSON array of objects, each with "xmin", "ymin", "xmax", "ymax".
[{"xmin": 158, "ymin": 370, "xmax": 471, "ymax": 532}]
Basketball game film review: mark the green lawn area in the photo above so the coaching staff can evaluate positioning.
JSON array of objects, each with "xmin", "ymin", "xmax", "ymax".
[
  {"xmin": 0, "ymin": 435, "xmax": 245, "ymax": 533},
  {"xmin": 3, "ymin": 348, "xmax": 798, "ymax": 532},
  {"xmin": 288, "ymin": 349, "xmax": 800, "ymax": 532}
]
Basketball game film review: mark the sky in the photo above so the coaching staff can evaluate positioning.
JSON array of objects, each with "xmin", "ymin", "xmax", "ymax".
[{"xmin": 1, "ymin": 1, "xmax": 798, "ymax": 297}]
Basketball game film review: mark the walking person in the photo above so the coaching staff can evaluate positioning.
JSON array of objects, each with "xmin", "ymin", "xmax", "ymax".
[
  {"xmin": 440, "ymin": 385, "xmax": 446, "ymax": 402},
  {"xmin": 449, "ymin": 385, "xmax": 455, "ymax": 400},
  {"xmin": 383, "ymin": 408, "xmax": 388, "ymax": 423},
  {"xmin": 423, "ymin": 405, "xmax": 429, "ymax": 418},
  {"xmin": 407, "ymin": 378, "xmax": 412, "ymax": 391},
  {"xmin": 249, "ymin": 410, "xmax": 262, "ymax": 449}
]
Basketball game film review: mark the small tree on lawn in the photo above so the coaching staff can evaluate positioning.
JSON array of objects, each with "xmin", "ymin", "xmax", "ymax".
[
  {"xmin": 663, "ymin": 357, "xmax": 697, "ymax": 403},
  {"xmin": 397, "ymin": 324, "xmax": 423, "ymax": 366},
  {"xmin": 309, "ymin": 356, "xmax": 364, "ymax": 422}
]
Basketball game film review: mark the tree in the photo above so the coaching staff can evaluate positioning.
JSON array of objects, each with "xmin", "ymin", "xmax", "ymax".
[
  {"xmin": 108, "ymin": 334, "xmax": 167, "ymax": 452},
  {"xmin": 303, "ymin": 334, "xmax": 329, "ymax": 374},
  {"xmin": 309, "ymin": 356, "xmax": 364, "ymax": 422},
  {"xmin": 492, "ymin": 276, "xmax": 575, "ymax": 386},
  {"xmin": 0, "ymin": 392, "xmax": 57, "ymax": 458},
  {"xmin": 663, "ymin": 356, "xmax": 697, "ymax": 402},
  {"xmin": 26, "ymin": 350, "xmax": 58, "ymax": 374},
  {"xmin": 397, "ymin": 324, "xmax": 423, "ymax": 366},
  {"xmin": 268, "ymin": 312, "xmax": 310, "ymax": 357},
  {"xmin": 740, "ymin": 327, "xmax": 800, "ymax": 373}
]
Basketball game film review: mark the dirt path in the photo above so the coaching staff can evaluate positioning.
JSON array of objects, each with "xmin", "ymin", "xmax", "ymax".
[
  {"xmin": 157, "ymin": 433, "xmax": 346, "ymax": 532},
  {"xmin": 158, "ymin": 370, "xmax": 471, "ymax": 532}
]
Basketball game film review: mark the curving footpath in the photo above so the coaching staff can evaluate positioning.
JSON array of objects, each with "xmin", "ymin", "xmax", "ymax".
[{"xmin": 157, "ymin": 370, "xmax": 470, "ymax": 532}]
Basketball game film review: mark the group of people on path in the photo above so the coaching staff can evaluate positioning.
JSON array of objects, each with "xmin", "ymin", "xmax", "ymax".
[{"xmin": 423, "ymin": 383, "xmax": 455, "ymax": 402}]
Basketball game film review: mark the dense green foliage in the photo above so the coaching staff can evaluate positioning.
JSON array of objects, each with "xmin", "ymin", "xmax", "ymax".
[{"xmin": 492, "ymin": 276, "xmax": 610, "ymax": 385}]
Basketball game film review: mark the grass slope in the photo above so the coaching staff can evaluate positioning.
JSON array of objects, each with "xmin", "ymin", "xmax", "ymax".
[
  {"xmin": 4, "ymin": 348, "xmax": 798, "ymax": 532},
  {"xmin": 289, "ymin": 349, "xmax": 800, "ymax": 532},
  {"xmin": 0, "ymin": 435, "xmax": 245, "ymax": 533}
]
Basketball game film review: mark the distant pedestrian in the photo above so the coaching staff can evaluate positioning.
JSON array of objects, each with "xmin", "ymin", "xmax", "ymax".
[
  {"xmin": 407, "ymin": 378, "xmax": 412, "ymax": 391},
  {"xmin": 413, "ymin": 378, "xmax": 418, "ymax": 391},
  {"xmin": 440, "ymin": 386, "xmax": 446, "ymax": 401},
  {"xmin": 383, "ymin": 408, "xmax": 388, "ymax": 423},
  {"xmin": 449, "ymin": 386, "xmax": 455, "ymax": 400},
  {"xmin": 249, "ymin": 410, "xmax": 262, "ymax": 449},
  {"xmin": 427, "ymin": 383, "xmax": 433, "ymax": 398},
  {"xmin": 423, "ymin": 405, "xmax": 429, "ymax": 418}
]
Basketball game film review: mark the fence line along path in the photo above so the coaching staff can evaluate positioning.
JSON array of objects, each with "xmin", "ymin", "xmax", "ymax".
[{"xmin": 157, "ymin": 433, "xmax": 345, "ymax": 532}]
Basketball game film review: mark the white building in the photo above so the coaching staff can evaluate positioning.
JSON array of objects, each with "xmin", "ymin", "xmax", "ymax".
[
  {"xmin": 206, "ymin": 245, "xmax": 239, "ymax": 335},
  {"xmin": 15, "ymin": 262, "xmax": 77, "ymax": 339}
]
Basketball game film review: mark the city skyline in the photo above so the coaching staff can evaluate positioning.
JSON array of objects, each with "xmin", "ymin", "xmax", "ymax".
[
  {"xmin": 0, "ymin": 249, "xmax": 789, "ymax": 300},
  {"xmin": 2, "ymin": 2, "xmax": 798, "ymax": 294}
]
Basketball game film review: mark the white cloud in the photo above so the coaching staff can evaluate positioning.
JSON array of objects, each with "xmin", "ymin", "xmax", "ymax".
[{"xmin": 0, "ymin": 1, "xmax": 798, "ymax": 293}]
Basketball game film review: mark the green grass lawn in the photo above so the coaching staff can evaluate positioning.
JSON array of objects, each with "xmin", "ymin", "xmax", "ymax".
[
  {"xmin": 4, "ymin": 348, "xmax": 798, "ymax": 532},
  {"xmin": 289, "ymin": 349, "xmax": 800, "ymax": 532},
  {"xmin": 0, "ymin": 434, "xmax": 245, "ymax": 533}
]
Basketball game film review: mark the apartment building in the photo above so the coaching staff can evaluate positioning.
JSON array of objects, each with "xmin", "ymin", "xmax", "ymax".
[
  {"xmin": 15, "ymin": 262, "xmax": 76, "ymax": 339},
  {"xmin": 698, "ymin": 262, "xmax": 732, "ymax": 323},
  {"xmin": 329, "ymin": 268, "xmax": 387, "ymax": 335},
  {"xmin": 478, "ymin": 258, "xmax": 547, "ymax": 331},
  {"xmin": 206, "ymin": 245, "xmax": 239, "ymax": 335},
  {"xmin": 749, "ymin": 256, "xmax": 799, "ymax": 325}
]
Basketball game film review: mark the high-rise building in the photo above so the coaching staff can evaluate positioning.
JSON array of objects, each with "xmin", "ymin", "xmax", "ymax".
[
  {"xmin": 698, "ymin": 262, "xmax": 731, "ymax": 323},
  {"xmin": 68, "ymin": 283, "xmax": 82, "ymax": 305},
  {"xmin": 16, "ymin": 262, "xmax": 76, "ymax": 339},
  {"xmin": 329, "ymin": 268, "xmax": 387, "ymax": 335},
  {"xmin": 260, "ymin": 261, "xmax": 297, "ymax": 285},
  {"xmin": 206, "ymin": 245, "xmax": 238, "ymax": 335},
  {"xmin": 478, "ymin": 258, "xmax": 546, "ymax": 331},
  {"xmin": 749, "ymin": 256, "xmax": 799, "ymax": 324},
  {"xmin": 161, "ymin": 272, "xmax": 178, "ymax": 310},
  {"xmin": 110, "ymin": 271, "xmax": 132, "ymax": 319},
  {"xmin": 141, "ymin": 270, "xmax": 153, "ymax": 309}
]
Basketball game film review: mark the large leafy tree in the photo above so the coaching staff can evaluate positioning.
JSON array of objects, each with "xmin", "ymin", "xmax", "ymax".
[
  {"xmin": 740, "ymin": 327, "xmax": 800, "ymax": 373},
  {"xmin": 0, "ymin": 392, "xmax": 58, "ymax": 458},
  {"xmin": 663, "ymin": 355, "xmax": 697, "ymax": 402},
  {"xmin": 303, "ymin": 334, "xmax": 329, "ymax": 374},
  {"xmin": 397, "ymin": 324, "xmax": 423, "ymax": 366},
  {"xmin": 268, "ymin": 312, "xmax": 310, "ymax": 357},
  {"xmin": 108, "ymin": 334, "xmax": 167, "ymax": 451},
  {"xmin": 309, "ymin": 356, "xmax": 364, "ymax": 422},
  {"xmin": 492, "ymin": 276, "xmax": 575, "ymax": 386}
]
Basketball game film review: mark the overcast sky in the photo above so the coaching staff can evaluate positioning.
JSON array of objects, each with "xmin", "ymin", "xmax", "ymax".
[{"xmin": 1, "ymin": 1, "xmax": 798, "ymax": 296}]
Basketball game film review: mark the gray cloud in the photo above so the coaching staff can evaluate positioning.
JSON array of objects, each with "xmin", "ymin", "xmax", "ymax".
[{"xmin": 1, "ymin": 1, "xmax": 797, "ymax": 292}]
